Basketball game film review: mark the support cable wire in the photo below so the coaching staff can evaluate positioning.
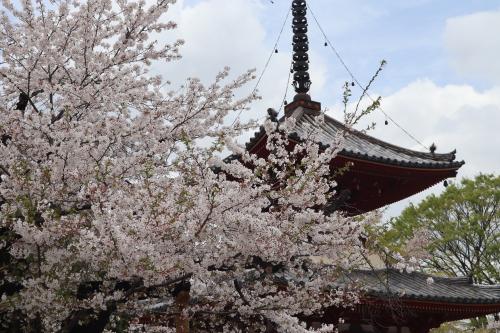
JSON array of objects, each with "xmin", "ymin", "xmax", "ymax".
[
  {"xmin": 306, "ymin": 2, "xmax": 429, "ymax": 151},
  {"xmin": 278, "ymin": 59, "xmax": 294, "ymax": 114},
  {"xmin": 232, "ymin": 4, "xmax": 292, "ymax": 126}
]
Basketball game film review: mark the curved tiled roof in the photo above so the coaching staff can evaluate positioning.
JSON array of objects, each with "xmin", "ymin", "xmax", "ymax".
[
  {"xmin": 339, "ymin": 269, "xmax": 500, "ymax": 304},
  {"xmin": 295, "ymin": 113, "xmax": 464, "ymax": 169},
  {"xmin": 246, "ymin": 108, "xmax": 464, "ymax": 170}
]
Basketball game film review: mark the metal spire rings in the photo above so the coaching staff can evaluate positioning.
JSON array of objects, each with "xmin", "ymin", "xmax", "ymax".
[{"xmin": 292, "ymin": 0, "xmax": 311, "ymax": 97}]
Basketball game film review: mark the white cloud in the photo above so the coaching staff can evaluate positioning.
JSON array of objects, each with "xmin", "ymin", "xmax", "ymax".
[
  {"xmin": 159, "ymin": 0, "xmax": 268, "ymax": 80},
  {"xmin": 152, "ymin": 0, "xmax": 327, "ymax": 126},
  {"xmin": 344, "ymin": 79, "xmax": 500, "ymax": 217},
  {"xmin": 376, "ymin": 79, "xmax": 500, "ymax": 176},
  {"xmin": 445, "ymin": 9, "xmax": 500, "ymax": 84}
]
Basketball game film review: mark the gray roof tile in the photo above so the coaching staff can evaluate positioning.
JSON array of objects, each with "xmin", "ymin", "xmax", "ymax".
[
  {"xmin": 246, "ymin": 109, "xmax": 464, "ymax": 170},
  {"xmin": 293, "ymin": 113, "xmax": 464, "ymax": 169},
  {"xmin": 338, "ymin": 269, "xmax": 500, "ymax": 304}
]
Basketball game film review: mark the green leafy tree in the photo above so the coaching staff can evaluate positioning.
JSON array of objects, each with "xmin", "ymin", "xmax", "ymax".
[
  {"xmin": 378, "ymin": 174, "xmax": 500, "ymax": 331},
  {"xmin": 380, "ymin": 174, "xmax": 499, "ymax": 284}
]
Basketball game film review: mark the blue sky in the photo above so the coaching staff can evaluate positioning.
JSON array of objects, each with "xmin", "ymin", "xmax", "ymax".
[{"xmin": 157, "ymin": 0, "xmax": 500, "ymax": 218}]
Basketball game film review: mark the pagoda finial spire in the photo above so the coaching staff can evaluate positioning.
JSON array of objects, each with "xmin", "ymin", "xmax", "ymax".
[{"xmin": 292, "ymin": 0, "xmax": 311, "ymax": 100}]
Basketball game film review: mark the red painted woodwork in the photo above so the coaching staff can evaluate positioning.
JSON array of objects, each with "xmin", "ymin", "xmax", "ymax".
[
  {"xmin": 305, "ymin": 298, "xmax": 500, "ymax": 333},
  {"xmin": 248, "ymin": 134, "xmax": 458, "ymax": 216}
]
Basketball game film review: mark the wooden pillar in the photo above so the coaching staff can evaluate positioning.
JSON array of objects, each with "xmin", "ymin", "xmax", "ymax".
[{"xmin": 175, "ymin": 290, "xmax": 190, "ymax": 333}]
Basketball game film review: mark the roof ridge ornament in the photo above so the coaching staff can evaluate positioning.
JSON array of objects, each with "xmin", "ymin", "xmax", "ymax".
[{"xmin": 292, "ymin": 0, "xmax": 311, "ymax": 101}]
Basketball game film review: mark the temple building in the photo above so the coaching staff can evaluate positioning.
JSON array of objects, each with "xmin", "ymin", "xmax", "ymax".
[
  {"xmin": 246, "ymin": 98, "xmax": 464, "ymax": 216},
  {"xmin": 247, "ymin": 0, "xmax": 464, "ymax": 216},
  {"xmin": 312, "ymin": 269, "xmax": 500, "ymax": 333},
  {"xmin": 245, "ymin": 0, "xmax": 500, "ymax": 331}
]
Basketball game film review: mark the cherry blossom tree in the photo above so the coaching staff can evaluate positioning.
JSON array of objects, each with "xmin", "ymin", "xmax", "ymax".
[{"xmin": 0, "ymin": 0, "xmax": 378, "ymax": 332}]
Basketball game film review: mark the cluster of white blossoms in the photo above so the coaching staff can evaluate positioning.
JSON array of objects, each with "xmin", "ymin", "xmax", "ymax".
[
  {"xmin": 487, "ymin": 319, "xmax": 500, "ymax": 330},
  {"xmin": 0, "ymin": 0, "xmax": 378, "ymax": 331}
]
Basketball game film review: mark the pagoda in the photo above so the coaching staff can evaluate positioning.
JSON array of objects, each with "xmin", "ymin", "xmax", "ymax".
[
  {"xmin": 246, "ymin": 0, "xmax": 464, "ymax": 216},
  {"xmin": 246, "ymin": 1, "xmax": 500, "ymax": 331}
]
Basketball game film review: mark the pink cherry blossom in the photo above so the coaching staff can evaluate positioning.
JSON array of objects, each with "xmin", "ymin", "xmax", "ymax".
[{"xmin": 0, "ymin": 0, "xmax": 379, "ymax": 331}]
